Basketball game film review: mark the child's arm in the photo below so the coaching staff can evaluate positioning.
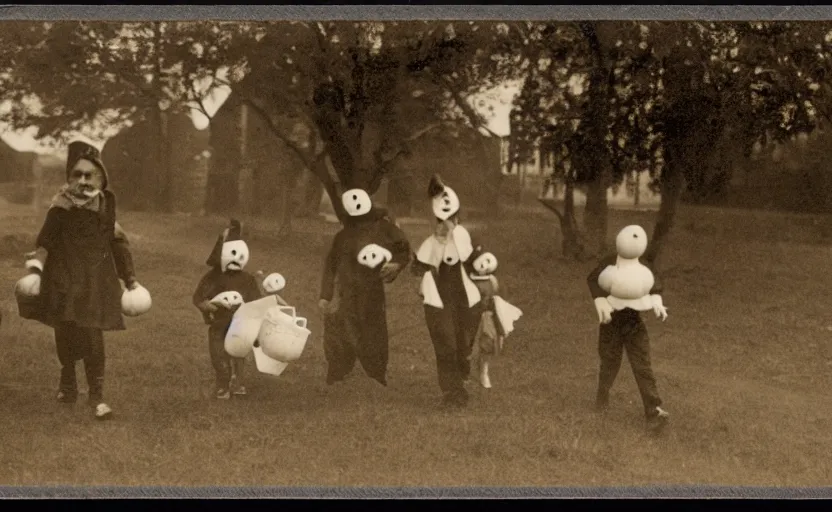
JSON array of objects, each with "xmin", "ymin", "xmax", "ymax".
[
  {"xmin": 644, "ymin": 260, "xmax": 664, "ymax": 296},
  {"xmin": 193, "ymin": 270, "xmax": 220, "ymax": 323},
  {"xmin": 379, "ymin": 219, "xmax": 412, "ymax": 282},
  {"xmin": 586, "ymin": 254, "xmax": 618, "ymax": 299},
  {"xmin": 111, "ymin": 220, "xmax": 138, "ymax": 289},
  {"xmin": 243, "ymin": 272, "xmax": 265, "ymax": 302},
  {"xmin": 25, "ymin": 207, "xmax": 62, "ymax": 270}
]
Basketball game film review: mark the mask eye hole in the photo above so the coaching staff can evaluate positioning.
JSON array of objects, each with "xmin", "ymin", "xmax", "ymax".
[{"xmin": 231, "ymin": 250, "xmax": 237, "ymax": 256}]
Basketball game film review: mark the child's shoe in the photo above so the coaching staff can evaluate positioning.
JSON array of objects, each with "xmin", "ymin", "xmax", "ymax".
[
  {"xmin": 215, "ymin": 387, "xmax": 231, "ymax": 400},
  {"xmin": 92, "ymin": 402, "xmax": 113, "ymax": 421},
  {"xmin": 229, "ymin": 376, "xmax": 247, "ymax": 397},
  {"xmin": 646, "ymin": 406, "xmax": 670, "ymax": 433},
  {"xmin": 595, "ymin": 389, "xmax": 610, "ymax": 412},
  {"xmin": 56, "ymin": 390, "xmax": 77, "ymax": 404}
]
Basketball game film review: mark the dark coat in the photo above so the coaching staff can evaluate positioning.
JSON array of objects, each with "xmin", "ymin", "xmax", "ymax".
[
  {"xmin": 192, "ymin": 267, "xmax": 264, "ymax": 337},
  {"xmin": 25, "ymin": 190, "xmax": 136, "ymax": 331}
]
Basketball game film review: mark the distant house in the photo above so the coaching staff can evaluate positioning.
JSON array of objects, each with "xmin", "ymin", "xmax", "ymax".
[{"xmin": 0, "ymin": 138, "xmax": 37, "ymax": 183}]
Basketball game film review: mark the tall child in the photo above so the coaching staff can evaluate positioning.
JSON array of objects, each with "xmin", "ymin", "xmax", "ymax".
[
  {"xmin": 412, "ymin": 175, "xmax": 485, "ymax": 408},
  {"xmin": 22, "ymin": 140, "xmax": 144, "ymax": 420}
]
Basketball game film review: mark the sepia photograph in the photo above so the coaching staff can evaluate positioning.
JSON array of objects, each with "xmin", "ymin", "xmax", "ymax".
[{"xmin": 0, "ymin": 4, "xmax": 830, "ymax": 499}]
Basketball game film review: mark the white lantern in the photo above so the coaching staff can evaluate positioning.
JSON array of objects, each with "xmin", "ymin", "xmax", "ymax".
[
  {"xmin": 121, "ymin": 285, "xmax": 152, "ymax": 317},
  {"xmin": 15, "ymin": 273, "xmax": 41, "ymax": 298}
]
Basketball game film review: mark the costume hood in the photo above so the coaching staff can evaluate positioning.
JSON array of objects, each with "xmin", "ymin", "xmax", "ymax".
[
  {"xmin": 428, "ymin": 174, "xmax": 461, "ymax": 221},
  {"xmin": 206, "ymin": 219, "xmax": 250, "ymax": 272},
  {"xmin": 66, "ymin": 140, "xmax": 109, "ymax": 190}
]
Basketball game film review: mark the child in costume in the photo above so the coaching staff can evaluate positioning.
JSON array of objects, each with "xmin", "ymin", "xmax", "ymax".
[
  {"xmin": 192, "ymin": 219, "xmax": 264, "ymax": 399},
  {"xmin": 411, "ymin": 174, "xmax": 485, "ymax": 408},
  {"xmin": 20, "ymin": 140, "xmax": 143, "ymax": 420},
  {"xmin": 467, "ymin": 248, "xmax": 523, "ymax": 389},
  {"xmin": 587, "ymin": 224, "xmax": 670, "ymax": 433},
  {"xmin": 318, "ymin": 187, "xmax": 412, "ymax": 386}
]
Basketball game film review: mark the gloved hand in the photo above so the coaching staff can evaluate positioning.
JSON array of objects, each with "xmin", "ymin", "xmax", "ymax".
[
  {"xmin": 593, "ymin": 297, "xmax": 614, "ymax": 325},
  {"xmin": 650, "ymin": 294, "xmax": 668, "ymax": 321}
]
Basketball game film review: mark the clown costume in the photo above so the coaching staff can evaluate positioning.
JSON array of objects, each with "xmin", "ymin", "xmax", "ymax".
[{"xmin": 411, "ymin": 174, "xmax": 485, "ymax": 408}]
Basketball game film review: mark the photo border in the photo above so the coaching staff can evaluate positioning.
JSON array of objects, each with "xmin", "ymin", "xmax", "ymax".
[{"xmin": 0, "ymin": 3, "xmax": 829, "ymax": 500}]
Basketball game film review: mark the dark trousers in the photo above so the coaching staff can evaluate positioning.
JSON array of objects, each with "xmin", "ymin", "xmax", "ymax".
[
  {"xmin": 424, "ymin": 303, "xmax": 479, "ymax": 403},
  {"xmin": 54, "ymin": 322, "xmax": 105, "ymax": 402},
  {"xmin": 597, "ymin": 309, "xmax": 663, "ymax": 416},
  {"xmin": 208, "ymin": 328, "xmax": 244, "ymax": 389},
  {"xmin": 323, "ymin": 307, "xmax": 389, "ymax": 386}
]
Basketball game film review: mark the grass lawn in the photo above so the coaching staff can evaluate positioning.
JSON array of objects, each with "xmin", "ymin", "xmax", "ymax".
[{"xmin": 0, "ymin": 201, "xmax": 831, "ymax": 488}]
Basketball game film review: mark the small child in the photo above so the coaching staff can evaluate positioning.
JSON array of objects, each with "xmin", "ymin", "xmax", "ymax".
[
  {"xmin": 192, "ymin": 219, "xmax": 263, "ymax": 399},
  {"xmin": 467, "ymin": 247, "xmax": 523, "ymax": 389}
]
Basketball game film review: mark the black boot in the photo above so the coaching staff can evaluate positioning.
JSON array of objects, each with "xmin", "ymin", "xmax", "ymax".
[{"xmin": 57, "ymin": 364, "xmax": 78, "ymax": 403}]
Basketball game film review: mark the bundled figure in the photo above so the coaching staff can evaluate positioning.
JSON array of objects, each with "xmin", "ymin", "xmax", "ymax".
[
  {"xmin": 192, "ymin": 219, "xmax": 266, "ymax": 399},
  {"xmin": 467, "ymin": 248, "xmax": 523, "ymax": 389},
  {"xmin": 16, "ymin": 140, "xmax": 147, "ymax": 420},
  {"xmin": 412, "ymin": 174, "xmax": 485, "ymax": 408},
  {"xmin": 318, "ymin": 187, "xmax": 411, "ymax": 386},
  {"xmin": 587, "ymin": 224, "xmax": 670, "ymax": 434}
]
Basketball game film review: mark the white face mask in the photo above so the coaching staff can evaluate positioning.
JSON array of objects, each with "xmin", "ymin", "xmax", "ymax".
[
  {"xmin": 341, "ymin": 188, "xmax": 372, "ymax": 217},
  {"xmin": 221, "ymin": 240, "xmax": 250, "ymax": 272},
  {"xmin": 473, "ymin": 252, "xmax": 498, "ymax": 275},
  {"xmin": 432, "ymin": 187, "xmax": 460, "ymax": 221}
]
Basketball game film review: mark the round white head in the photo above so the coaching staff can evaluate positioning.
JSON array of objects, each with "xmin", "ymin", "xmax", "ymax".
[
  {"xmin": 472, "ymin": 251, "xmax": 498, "ymax": 275},
  {"xmin": 432, "ymin": 186, "xmax": 460, "ymax": 221},
  {"xmin": 262, "ymin": 273, "xmax": 287, "ymax": 294},
  {"xmin": 221, "ymin": 240, "xmax": 250, "ymax": 272},
  {"xmin": 615, "ymin": 225, "xmax": 648, "ymax": 259},
  {"xmin": 341, "ymin": 188, "xmax": 372, "ymax": 217}
]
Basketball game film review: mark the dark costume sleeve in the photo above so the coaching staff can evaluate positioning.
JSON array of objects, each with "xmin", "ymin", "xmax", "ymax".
[
  {"xmin": 241, "ymin": 273, "xmax": 265, "ymax": 303},
  {"xmin": 410, "ymin": 252, "xmax": 432, "ymax": 276},
  {"xmin": 35, "ymin": 207, "xmax": 62, "ymax": 252},
  {"xmin": 111, "ymin": 221, "xmax": 137, "ymax": 286},
  {"xmin": 463, "ymin": 233, "xmax": 485, "ymax": 276},
  {"xmin": 644, "ymin": 261, "xmax": 664, "ymax": 296},
  {"xmin": 193, "ymin": 269, "xmax": 220, "ymax": 323},
  {"xmin": 320, "ymin": 229, "xmax": 345, "ymax": 302},
  {"xmin": 379, "ymin": 219, "xmax": 411, "ymax": 282},
  {"xmin": 586, "ymin": 254, "xmax": 618, "ymax": 299}
]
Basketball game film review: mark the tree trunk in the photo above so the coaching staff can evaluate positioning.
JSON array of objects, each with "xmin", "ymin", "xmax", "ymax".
[
  {"xmin": 561, "ymin": 177, "xmax": 585, "ymax": 259},
  {"xmin": 278, "ymin": 180, "xmax": 293, "ymax": 235},
  {"xmin": 577, "ymin": 22, "xmax": 613, "ymax": 257},
  {"xmin": 295, "ymin": 169, "xmax": 325, "ymax": 218},
  {"xmin": 633, "ymin": 171, "xmax": 641, "ymax": 207},
  {"xmin": 204, "ymin": 125, "xmax": 240, "ymax": 215},
  {"xmin": 157, "ymin": 110, "xmax": 175, "ymax": 213},
  {"xmin": 643, "ymin": 156, "xmax": 685, "ymax": 270}
]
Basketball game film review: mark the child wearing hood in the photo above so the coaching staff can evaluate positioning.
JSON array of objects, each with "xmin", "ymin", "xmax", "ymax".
[
  {"xmin": 192, "ymin": 219, "xmax": 264, "ymax": 399},
  {"xmin": 21, "ymin": 140, "xmax": 143, "ymax": 420}
]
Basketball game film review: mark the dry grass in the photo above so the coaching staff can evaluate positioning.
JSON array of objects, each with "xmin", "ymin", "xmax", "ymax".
[{"xmin": 0, "ymin": 201, "xmax": 831, "ymax": 488}]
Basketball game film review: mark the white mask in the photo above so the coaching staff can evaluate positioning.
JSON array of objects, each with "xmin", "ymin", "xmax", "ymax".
[
  {"xmin": 341, "ymin": 188, "xmax": 372, "ymax": 217},
  {"xmin": 432, "ymin": 186, "xmax": 460, "ymax": 221},
  {"xmin": 221, "ymin": 240, "xmax": 250, "ymax": 272}
]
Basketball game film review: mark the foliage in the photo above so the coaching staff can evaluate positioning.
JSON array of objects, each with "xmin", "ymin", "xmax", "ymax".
[{"xmin": 0, "ymin": 21, "xmax": 241, "ymax": 143}]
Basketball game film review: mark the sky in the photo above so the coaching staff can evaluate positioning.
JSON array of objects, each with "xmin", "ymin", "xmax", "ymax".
[{"xmin": 0, "ymin": 81, "xmax": 520, "ymax": 156}]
